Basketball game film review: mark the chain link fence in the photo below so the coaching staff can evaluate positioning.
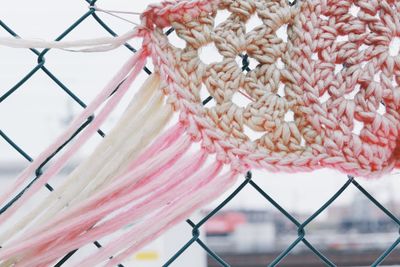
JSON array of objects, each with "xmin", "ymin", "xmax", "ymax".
[{"xmin": 1, "ymin": 1, "xmax": 400, "ymax": 266}]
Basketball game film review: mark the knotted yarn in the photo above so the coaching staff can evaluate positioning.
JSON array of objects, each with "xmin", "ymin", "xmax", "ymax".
[{"xmin": 0, "ymin": 0, "xmax": 399, "ymax": 266}]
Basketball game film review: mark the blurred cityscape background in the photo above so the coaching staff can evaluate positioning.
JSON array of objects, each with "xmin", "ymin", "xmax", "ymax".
[{"xmin": 204, "ymin": 202, "xmax": 400, "ymax": 266}]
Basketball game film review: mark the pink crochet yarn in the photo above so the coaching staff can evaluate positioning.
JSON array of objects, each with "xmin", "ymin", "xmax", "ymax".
[
  {"xmin": 141, "ymin": 0, "xmax": 400, "ymax": 177},
  {"xmin": 288, "ymin": 0, "xmax": 400, "ymax": 175}
]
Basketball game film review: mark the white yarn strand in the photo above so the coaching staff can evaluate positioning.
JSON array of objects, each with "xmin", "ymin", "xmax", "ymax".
[
  {"xmin": 90, "ymin": 6, "xmax": 141, "ymax": 26},
  {"xmin": 0, "ymin": 28, "xmax": 139, "ymax": 52}
]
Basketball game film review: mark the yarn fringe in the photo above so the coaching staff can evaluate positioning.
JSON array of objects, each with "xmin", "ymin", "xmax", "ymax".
[
  {"xmin": 0, "ymin": 43, "xmax": 235, "ymax": 265},
  {"xmin": 0, "ymin": 72, "xmax": 170, "ymax": 245}
]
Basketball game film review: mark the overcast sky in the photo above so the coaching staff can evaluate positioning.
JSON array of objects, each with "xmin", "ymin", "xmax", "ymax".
[{"xmin": 1, "ymin": 0, "xmax": 400, "ymax": 217}]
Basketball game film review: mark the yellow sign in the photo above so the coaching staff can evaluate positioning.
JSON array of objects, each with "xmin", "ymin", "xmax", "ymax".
[{"xmin": 134, "ymin": 251, "xmax": 160, "ymax": 261}]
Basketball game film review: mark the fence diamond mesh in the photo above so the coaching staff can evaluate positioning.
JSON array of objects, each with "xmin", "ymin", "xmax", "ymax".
[{"xmin": 1, "ymin": 1, "xmax": 400, "ymax": 266}]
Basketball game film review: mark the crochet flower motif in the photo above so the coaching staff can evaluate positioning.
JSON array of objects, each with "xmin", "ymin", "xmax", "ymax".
[{"xmin": 141, "ymin": 0, "xmax": 400, "ymax": 178}]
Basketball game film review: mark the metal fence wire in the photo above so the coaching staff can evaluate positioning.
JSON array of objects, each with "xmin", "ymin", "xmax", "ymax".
[{"xmin": 1, "ymin": 1, "xmax": 400, "ymax": 267}]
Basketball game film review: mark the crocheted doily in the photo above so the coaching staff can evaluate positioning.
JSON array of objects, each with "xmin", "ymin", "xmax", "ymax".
[{"xmin": 139, "ymin": 0, "xmax": 400, "ymax": 177}]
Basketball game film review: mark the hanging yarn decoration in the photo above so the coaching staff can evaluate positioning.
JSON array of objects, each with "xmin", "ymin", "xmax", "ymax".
[{"xmin": 0, "ymin": 0, "xmax": 399, "ymax": 266}]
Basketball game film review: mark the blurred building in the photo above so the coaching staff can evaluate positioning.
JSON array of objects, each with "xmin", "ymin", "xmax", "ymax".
[{"xmin": 204, "ymin": 197, "xmax": 400, "ymax": 254}]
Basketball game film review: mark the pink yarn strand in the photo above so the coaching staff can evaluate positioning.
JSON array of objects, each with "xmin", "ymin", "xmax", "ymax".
[
  {"xmin": 0, "ymin": 50, "xmax": 146, "ymax": 208},
  {"xmin": 35, "ymin": 135, "xmax": 195, "ymax": 249},
  {"xmin": 125, "ymin": 123, "xmax": 185, "ymax": 170},
  {"xmin": 0, "ymin": 132, "xmax": 192, "ymax": 262},
  {"xmin": 101, "ymin": 170, "xmax": 238, "ymax": 267},
  {"xmin": 0, "ymin": 51, "xmax": 147, "ymax": 226},
  {"xmin": 66, "ymin": 160, "xmax": 224, "ymax": 267},
  {"xmin": 15, "ymin": 149, "xmax": 211, "ymax": 267}
]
